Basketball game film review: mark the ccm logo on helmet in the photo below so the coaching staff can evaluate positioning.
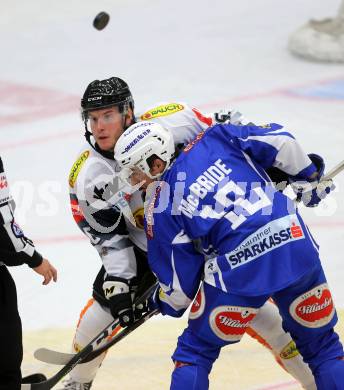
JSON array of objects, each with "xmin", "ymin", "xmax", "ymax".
[
  {"xmin": 88, "ymin": 96, "xmax": 102, "ymax": 102},
  {"xmin": 189, "ymin": 284, "xmax": 206, "ymax": 320},
  {"xmin": 289, "ymin": 283, "xmax": 336, "ymax": 328},
  {"xmin": 209, "ymin": 306, "xmax": 258, "ymax": 342}
]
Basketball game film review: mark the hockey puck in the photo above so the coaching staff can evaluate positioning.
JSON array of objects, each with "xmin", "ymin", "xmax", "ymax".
[{"xmin": 93, "ymin": 12, "xmax": 110, "ymax": 30}]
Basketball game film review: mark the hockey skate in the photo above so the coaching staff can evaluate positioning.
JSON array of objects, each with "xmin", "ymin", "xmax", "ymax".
[{"xmin": 58, "ymin": 377, "xmax": 93, "ymax": 390}]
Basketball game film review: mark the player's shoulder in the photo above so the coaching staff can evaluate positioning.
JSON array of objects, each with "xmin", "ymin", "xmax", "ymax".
[
  {"xmin": 212, "ymin": 122, "xmax": 285, "ymax": 138},
  {"xmin": 137, "ymin": 101, "xmax": 192, "ymax": 122},
  {"xmin": 68, "ymin": 144, "xmax": 115, "ymax": 189},
  {"xmin": 242, "ymin": 122, "xmax": 284, "ymax": 131},
  {"xmin": 68, "ymin": 145, "xmax": 91, "ymax": 188},
  {"xmin": 242, "ymin": 122, "xmax": 288, "ymax": 138},
  {"xmin": 163, "ymin": 150, "xmax": 198, "ymax": 191},
  {"xmin": 256, "ymin": 122, "xmax": 284, "ymax": 130},
  {"xmin": 138, "ymin": 101, "xmax": 212, "ymax": 147}
]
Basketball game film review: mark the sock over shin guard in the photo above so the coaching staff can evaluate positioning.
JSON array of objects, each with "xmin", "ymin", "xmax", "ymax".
[{"xmin": 170, "ymin": 364, "xmax": 209, "ymax": 390}]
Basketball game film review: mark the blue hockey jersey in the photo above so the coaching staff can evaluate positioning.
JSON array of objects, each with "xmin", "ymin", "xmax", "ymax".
[{"xmin": 145, "ymin": 123, "xmax": 321, "ymax": 317}]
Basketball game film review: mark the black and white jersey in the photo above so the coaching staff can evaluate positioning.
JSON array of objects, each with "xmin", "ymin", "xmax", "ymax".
[
  {"xmin": 0, "ymin": 157, "xmax": 43, "ymax": 268},
  {"xmin": 69, "ymin": 144, "xmax": 141, "ymax": 280}
]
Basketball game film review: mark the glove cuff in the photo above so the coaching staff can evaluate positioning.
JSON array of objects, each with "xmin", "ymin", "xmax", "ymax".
[
  {"xmin": 102, "ymin": 276, "xmax": 137, "ymax": 300},
  {"xmin": 308, "ymin": 153, "xmax": 325, "ymax": 179},
  {"xmin": 103, "ymin": 279, "xmax": 130, "ymax": 300}
]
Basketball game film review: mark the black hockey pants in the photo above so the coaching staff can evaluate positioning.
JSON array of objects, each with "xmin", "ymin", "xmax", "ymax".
[{"xmin": 0, "ymin": 266, "xmax": 22, "ymax": 390}]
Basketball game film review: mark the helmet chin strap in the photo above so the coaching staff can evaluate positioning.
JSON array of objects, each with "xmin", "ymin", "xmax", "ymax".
[{"xmin": 83, "ymin": 119, "xmax": 114, "ymax": 160}]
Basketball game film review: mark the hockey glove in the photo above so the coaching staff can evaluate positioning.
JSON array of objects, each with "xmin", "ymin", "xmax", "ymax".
[
  {"xmin": 103, "ymin": 276, "xmax": 135, "ymax": 328},
  {"xmin": 290, "ymin": 153, "xmax": 335, "ymax": 207},
  {"xmin": 134, "ymin": 283, "xmax": 161, "ymax": 320},
  {"xmin": 266, "ymin": 167, "xmax": 289, "ymax": 191},
  {"xmin": 148, "ymin": 284, "xmax": 161, "ymax": 312}
]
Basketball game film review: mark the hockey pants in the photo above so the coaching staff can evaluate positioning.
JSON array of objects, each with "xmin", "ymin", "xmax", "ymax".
[
  {"xmin": 171, "ymin": 266, "xmax": 344, "ymax": 390},
  {"xmin": 0, "ymin": 266, "xmax": 23, "ymax": 390}
]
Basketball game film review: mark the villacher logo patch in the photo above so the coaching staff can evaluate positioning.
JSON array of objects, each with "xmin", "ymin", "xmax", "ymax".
[
  {"xmin": 209, "ymin": 305, "xmax": 258, "ymax": 341},
  {"xmin": 289, "ymin": 283, "xmax": 335, "ymax": 328}
]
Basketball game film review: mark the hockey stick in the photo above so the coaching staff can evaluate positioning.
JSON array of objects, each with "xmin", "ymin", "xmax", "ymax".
[
  {"xmin": 35, "ymin": 306, "xmax": 159, "ymax": 366},
  {"xmin": 23, "ymin": 308, "xmax": 158, "ymax": 390},
  {"xmin": 22, "ymin": 374, "xmax": 47, "ymax": 384},
  {"xmin": 23, "ymin": 283, "xmax": 158, "ymax": 390},
  {"xmin": 288, "ymin": 158, "xmax": 344, "ymax": 198},
  {"xmin": 34, "ymin": 319, "xmax": 121, "ymax": 365},
  {"xmin": 321, "ymin": 159, "xmax": 344, "ymax": 181},
  {"xmin": 35, "ymin": 278, "xmax": 157, "ymax": 365},
  {"xmin": 82, "ymin": 306, "xmax": 158, "ymax": 363}
]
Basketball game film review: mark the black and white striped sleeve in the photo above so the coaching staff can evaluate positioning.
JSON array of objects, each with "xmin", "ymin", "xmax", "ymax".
[{"xmin": 0, "ymin": 157, "xmax": 43, "ymax": 268}]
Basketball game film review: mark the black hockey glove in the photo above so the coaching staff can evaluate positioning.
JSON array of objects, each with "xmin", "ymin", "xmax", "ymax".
[
  {"xmin": 103, "ymin": 276, "xmax": 136, "ymax": 328},
  {"xmin": 134, "ymin": 300, "xmax": 149, "ymax": 319},
  {"xmin": 134, "ymin": 283, "xmax": 161, "ymax": 319}
]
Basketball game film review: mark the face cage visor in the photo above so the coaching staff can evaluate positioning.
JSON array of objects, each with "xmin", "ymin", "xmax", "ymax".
[
  {"xmin": 87, "ymin": 108, "xmax": 125, "ymax": 130},
  {"xmin": 119, "ymin": 157, "xmax": 165, "ymax": 190},
  {"xmin": 119, "ymin": 166, "xmax": 148, "ymax": 188}
]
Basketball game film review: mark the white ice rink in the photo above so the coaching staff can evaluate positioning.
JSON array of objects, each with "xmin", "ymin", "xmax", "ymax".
[{"xmin": 1, "ymin": 0, "xmax": 344, "ymax": 338}]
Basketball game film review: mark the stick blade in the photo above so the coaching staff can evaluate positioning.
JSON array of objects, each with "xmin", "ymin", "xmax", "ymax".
[
  {"xmin": 34, "ymin": 348, "xmax": 74, "ymax": 365},
  {"xmin": 22, "ymin": 373, "xmax": 47, "ymax": 383}
]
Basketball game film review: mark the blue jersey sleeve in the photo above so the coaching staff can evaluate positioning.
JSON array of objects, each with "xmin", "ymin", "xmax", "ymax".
[
  {"xmin": 223, "ymin": 123, "xmax": 317, "ymax": 179},
  {"xmin": 146, "ymin": 207, "xmax": 204, "ymax": 317}
]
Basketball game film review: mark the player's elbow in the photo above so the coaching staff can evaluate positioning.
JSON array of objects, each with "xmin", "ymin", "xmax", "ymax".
[{"xmin": 159, "ymin": 290, "xmax": 192, "ymax": 317}]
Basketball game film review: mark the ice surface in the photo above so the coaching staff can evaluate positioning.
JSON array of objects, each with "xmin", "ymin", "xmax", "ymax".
[{"xmin": 1, "ymin": 0, "xmax": 343, "ymax": 330}]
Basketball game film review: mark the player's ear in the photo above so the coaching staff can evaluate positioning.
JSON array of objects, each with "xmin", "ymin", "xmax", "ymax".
[{"xmin": 125, "ymin": 108, "xmax": 134, "ymax": 127}]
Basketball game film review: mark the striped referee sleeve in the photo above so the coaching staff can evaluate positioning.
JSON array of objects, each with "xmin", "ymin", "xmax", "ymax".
[{"xmin": 0, "ymin": 157, "xmax": 42, "ymax": 268}]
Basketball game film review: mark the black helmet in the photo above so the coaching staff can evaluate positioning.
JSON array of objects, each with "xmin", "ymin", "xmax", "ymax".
[
  {"xmin": 81, "ymin": 77, "xmax": 135, "ymax": 159},
  {"xmin": 81, "ymin": 77, "xmax": 134, "ymax": 120}
]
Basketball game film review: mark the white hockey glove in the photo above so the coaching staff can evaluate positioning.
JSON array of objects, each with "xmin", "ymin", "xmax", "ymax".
[{"xmin": 290, "ymin": 154, "xmax": 335, "ymax": 207}]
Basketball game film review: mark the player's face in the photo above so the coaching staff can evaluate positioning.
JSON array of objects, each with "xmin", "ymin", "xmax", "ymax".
[{"xmin": 88, "ymin": 107, "xmax": 131, "ymax": 152}]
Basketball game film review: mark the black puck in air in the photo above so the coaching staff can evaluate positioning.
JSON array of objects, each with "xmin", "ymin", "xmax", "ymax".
[{"xmin": 93, "ymin": 12, "xmax": 110, "ymax": 30}]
